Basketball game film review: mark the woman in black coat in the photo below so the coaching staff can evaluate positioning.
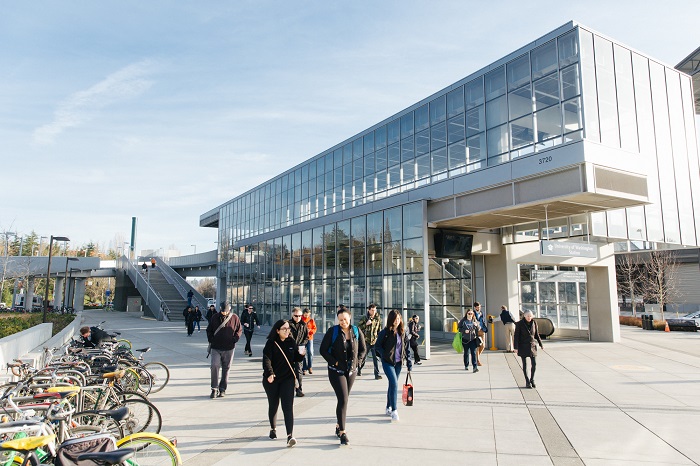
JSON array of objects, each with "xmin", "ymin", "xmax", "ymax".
[
  {"xmin": 320, "ymin": 308, "xmax": 367, "ymax": 446},
  {"xmin": 514, "ymin": 310, "xmax": 543, "ymax": 389},
  {"xmin": 262, "ymin": 319, "xmax": 306, "ymax": 447}
]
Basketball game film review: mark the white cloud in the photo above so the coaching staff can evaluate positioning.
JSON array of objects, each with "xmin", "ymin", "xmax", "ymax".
[{"xmin": 32, "ymin": 60, "xmax": 156, "ymax": 145}]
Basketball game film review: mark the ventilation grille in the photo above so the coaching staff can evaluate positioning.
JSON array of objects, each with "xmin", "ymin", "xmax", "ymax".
[{"xmin": 594, "ymin": 167, "xmax": 647, "ymax": 198}]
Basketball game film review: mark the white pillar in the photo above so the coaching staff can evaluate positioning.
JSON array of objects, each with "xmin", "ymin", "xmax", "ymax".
[
  {"xmin": 73, "ymin": 279, "xmax": 86, "ymax": 312},
  {"xmin": 54, "ymin": 278, "xmax": 64, "ymax": 309}
]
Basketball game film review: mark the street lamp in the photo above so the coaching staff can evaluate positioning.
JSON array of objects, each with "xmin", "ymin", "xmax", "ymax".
[
  {"xmin": 1, "ymin": 231, "xmax": 17, "ymax": 303},
  {"xmin": 62, "ymin": 257, "xmax": 79, "ymax": 310},
  {"xmin": 68, "ymin": 267, "xmax": 80, "ymax": 309},
  {"xmin": 43, "ymin": 235, "xmax": 69, "ymax": 323}
]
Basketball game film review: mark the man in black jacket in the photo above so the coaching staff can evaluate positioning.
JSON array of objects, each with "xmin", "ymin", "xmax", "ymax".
[
  {"xmin": 407, "ymin": 315, "xmax": 422, "ymax": 364},
  {"xmin": 206, "ymin": 302, "xmax": 243, "ymax": 399},
  {"xmin": 288, "ymin": 307, "xmax": 309, "ymax": 397},
  {"xmin": 79, "ymin": 326, "xmax": 110, "ymax": 348},
  {"xmin": 240, "ymin": 304, "xmax": 260, "ymax": 356}
]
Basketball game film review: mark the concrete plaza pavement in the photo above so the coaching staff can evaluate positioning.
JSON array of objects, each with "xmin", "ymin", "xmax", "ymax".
[{"xmin": 79, "ymin": 310, "xmax": 700, "ymax": 465}]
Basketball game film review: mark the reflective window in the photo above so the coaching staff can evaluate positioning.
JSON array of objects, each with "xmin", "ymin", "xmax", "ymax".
[
  {"xmin": 415, "ymin": 104, "xmax": 429, "ymax": 132},
  {"xmin": 384, "ymin": 207, "xmax": 402, "ymax": 242},
  {"xmin": 376, "ymin": 169, "xmax": 387, "ymax": 192},
  {"xmin": 402, "ymin": 159, "xmax": 415, "ymax": 184},
  {"xmin": 367, "ymin": 244, "xmax": 382, "ymax": 274},
  {"xmin": 415, "ymin": 129, "xmax": 430, "ymax": 155},
  {"xmin": 375, "ymin": 147, "xmax": 387, "ymax": 172},
  {"xmin": 403, "ymin": 203, "xmax": 423, "ymax": 239},
  {"xmin": 401, "ymin": 137, "xmax": 415, "ymax": 162},
  {"xmin": 558, "ymin": 30, "xmax": 579, "ymax": 67},
  {"xmin": 431, "ymin": 147, "xmax": 448, "ymax": 174},
  {"xmin": 560, "ymin": 64, "xmax": 580, "ymax": 100},
  {"xmin": 509, "ymin": 84, "xmax": 532, "ymax": 120},
  {"xmin": 486, "ymin": 95, "xmax": 508, "ymax": 129},
  {"xmin": 416, "ymin": 154, "xmax": 431, "ymax": 180},
  {"xmin": 363, "ymin": 132, "xmax": 374, "ymax": 155},
  {"xmin": 487, "ymin": 124, "xmax": 509, "ymax": 157},
  {"xmin": 535, "ymin": 104, "xmax": 562, "ymax": 141},
  {"xmin": 534, "ymin": 74, "xmax": 560, "ymax": 110},
  {"xmin": 375, "ymin": 125, "xmax": 387, "ymax": 149},
  {"xmin": 465, "ymin": 76, "xmax": 484, "ymax": 109},
  {"xmin": 430, "ymin": 95, "xmax": 446, "ymax": 125},
  {"xmin": 447, "ymin": 114, "xmax": 465, "ymax": 144},
  {"xmin": 448, "ymin": 140, "xmax": 467, "ymax": 170},
  {"xmin": 531, "ymin": 40, "xmax": 558, "ymax": 80},
  {"xmin": 388, "ymin": 165, "xmax": 401, "ymax": 189},
  {"xmin": 388, "ymin": 119, "xmax": 400, "ymax": 145},
  {"xmin": 388, "ymin": 143, "xmax": 401, "ymax": 167},
  {"xmin": 367, "ymin": 212, "xmax": 383, "ymax": 244},
  {"xmin": 364, "ymin": 152, "xmax": 375, "ymax": 175},
  {"xmin": 401, "ymin": 112, "xmax": 414, "ymax": 138},
  {"xmin": 510, "ymin": 115, "xmax": 534, "ymax": 149},
  {"xmin": 484, "ymin": 66, "xmax": 506, "ymax": 101},
  {"xmin": 353, "ymin": 138, "xmax": 363, "ymax": 160},
  {"xmin": 431, "ymin": 122, "xmax": 447, "ymax": 149},
  {"xmin": 343, "ymin": 163, "xmax": 352, "ymax": 185},
  {"xmin": 343, "ymin": 144, "xmax": 352, "ymax": 165},
  {"xmin": 563, "ymin": 98, "xmax": 582, "ymax": 133},
  {"xmin": 404, "ymin": 239, "xmax": 423, "ymax": 273},
  {"xmin": 507, "ymin": 54, "xmax": 530, "ymax": 91},
  {"xmin": 466, "ymin": 106, "xmax": 484, "ymax": 137},
  {"xmin": 447, "ymin": 86, "xmax": 465, "ymax": 117},
  {"xmin": 466, "ymin": 133, "xmax": 486, "ymax": 164},
  {"xmin": 353, "ymin": 158, "xmax": 363, "ymax": 180}
]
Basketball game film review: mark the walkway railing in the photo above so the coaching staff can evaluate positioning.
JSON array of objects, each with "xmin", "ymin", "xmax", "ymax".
[
  {"xmin": 152, "ymin": 257, "xmax": 208, "ymax": 311},
  {"xmin": 117, "ymin": 255, "xmax": 167, "ymax": 321}
]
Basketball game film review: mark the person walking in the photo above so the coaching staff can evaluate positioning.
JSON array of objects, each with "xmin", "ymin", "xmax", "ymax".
[
  {"xmin": 206, "ymin": 301, "xmax": 243, "ymax": 398},
  {"xmin": 514, "ymin": 310, "xmax": 543, "ymax": 388},
  {"xmin": 407, "ymin": 314, "xmax": 422, "ymax": 365},
  {"xmin": 499, "ymin": 305, "xmax": 516, "ymax": 352},
  {"xmin": 288, "ymin": 307, "xmax": 309, "ymax": 397},
  {"xmin": 194, "ymin": 306, "xmax": 203, "ymax": 332},
  {"xmin": 301, "ymin": 308, "xmax": 316, "ymax": 375},
  {"xmin": 458, "ymin": 309, "xmax": 481, "ymax": 372},
  {"xmin": 241, "ymin": 304, "xmax": 260, "ymax": 356},
  {"xmin": 205, "ymin": 304, "xmax": 217, "ymax": 322},
  {"xmin": 358, "ymin": 304, "xmax": 382, "ymax": 379},
  {"xmin": 150, "ymin": 257, "xmax": 156, "ymax": 269},
  {"xmin": 320, "ymin": 308, "xmax": 366, "ymax": 446},
  {"xmin": 262, "ymin": 319, "xmax": 306, "ymax": 447},
  {"xmin": 183, "ymin": 306, "xmax": 195, "ymax": 337},
  {"xmin": 473, "ymin": 302, "xmax": 488, "ymax": 366},
  {"xmin": 375, "ymin": 310, "xmax": 413, "ymax": 422},
  {"xmin": 187, "ymin": 289, "xmax": 194, "ymax": 307},
  {"xmin": 141, "ymin": 262, "xmax": 148, "ymax": 275}
]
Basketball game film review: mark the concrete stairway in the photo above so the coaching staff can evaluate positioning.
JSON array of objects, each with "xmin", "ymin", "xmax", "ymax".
[{"xmin": 143, "ymin": 269, "xmax": 188, "ymax": 321}]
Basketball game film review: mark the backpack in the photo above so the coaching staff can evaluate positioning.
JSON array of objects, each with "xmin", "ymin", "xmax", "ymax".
[{"xmin": 327, "ymin": 325, "xmax": 359, "ymax": 354}]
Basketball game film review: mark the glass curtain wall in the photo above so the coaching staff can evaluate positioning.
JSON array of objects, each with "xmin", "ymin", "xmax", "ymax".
[{"xmin": 225, "ymin": 202, "xmax": 425, "ymax": 331}]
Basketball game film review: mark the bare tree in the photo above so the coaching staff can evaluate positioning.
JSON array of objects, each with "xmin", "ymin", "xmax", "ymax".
[
  {"xmin": 196, "ymin": 278, "xmax": 216, "ymax": 298},
  {"xmin": 616, "ymin": 253, "xmax": 643, "ymax": 317},
  {"xmin": 641, "ymin": 251, "xmax": 681, "ymax": 321}
]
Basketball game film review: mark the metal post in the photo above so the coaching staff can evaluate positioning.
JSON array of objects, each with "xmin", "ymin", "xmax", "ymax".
[{"xmin": 43, "ymin": 236, "xmax": 69, "ymax": 323}]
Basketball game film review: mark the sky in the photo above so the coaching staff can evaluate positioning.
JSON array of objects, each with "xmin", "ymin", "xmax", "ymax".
[{"xmin": 1, "ymin": 1, "xmax": 698, "ymax": 256}]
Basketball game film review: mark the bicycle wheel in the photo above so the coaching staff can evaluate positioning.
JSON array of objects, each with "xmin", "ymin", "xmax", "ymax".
[
  {"xmin": 118, "ymin": 368, "xmax": 141, "ymax": 393},
  {"xmin": 72, "ymin": 411, "xmax": 124, "ymax": 439},
  {"xmin": 143, "ymin": 362, "xmax": 170, "ymax": 394},
  {"xmin": 116, "ymin": 339, "xmax": 132, "ymax": 350},
  {"xmin": 116, "ymin": 432, "xmax": 181, "ymax": 466},
  {"xmin": 109, "ymin": 399, "xmax": 162, "ymax": 435}
]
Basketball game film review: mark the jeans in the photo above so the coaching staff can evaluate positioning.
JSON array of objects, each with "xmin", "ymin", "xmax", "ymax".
[
  {"xmin": 302, "ymin": 340, "xmax": 314, "ymax": 371},
  {"xmin": 263, "ymin": 375, "xmax": 295, "ymax": 436},
  {"xmin": 360, "ymin": 345, "xmax": 380, "ymax": 377},
  {"xmin": 381, "ymin": 361, "xmax": 402, "ymax": 411},
  {"xmin": 244, "ymin": 330, "xmax": 253, "ymax": 354},
  {"xmin": 195, "ymin": 320, "xmax": 201, "ymax": 331},
  {"xmin": 210, "ymin": 348, "xmax": 235, "ymax": 392},
  {"xmin": 462, "ymin": 339, "xmax": 478, "ymax": 368}
]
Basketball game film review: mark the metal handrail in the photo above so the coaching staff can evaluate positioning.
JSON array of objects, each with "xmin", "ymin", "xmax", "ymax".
[
  {"xmin": 151, "ymin": 257, "xmax": 208, "ymax": 310},
  {"xmin": 117, "ymin": 256, "xmax": 166, "ymax": 321}
]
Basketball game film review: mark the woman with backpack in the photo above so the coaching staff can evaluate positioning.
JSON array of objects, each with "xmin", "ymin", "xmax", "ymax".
[
  {"xmin": 375, "ymin": 310, "xmax": 412, "ymax": 422},
  {"xmin": 320, "ymin": 308, "xmax": 367, "ymax": 446},
  {"xmin": 458, "ymin": 308, "xmax": 482, "ymax": 372}
]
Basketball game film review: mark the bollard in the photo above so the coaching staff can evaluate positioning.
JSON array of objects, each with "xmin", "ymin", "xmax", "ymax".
[
  {"xmin": 488, "ymin": 315, "xmax": 497, "ymax": 350},
  {"xmin": 452, "ymin": 321, "xmax": 458, "ymax": 333}
]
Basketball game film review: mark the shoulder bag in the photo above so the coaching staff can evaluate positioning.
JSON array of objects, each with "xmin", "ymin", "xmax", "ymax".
[
  {"xmin": 206, "ymin": 313, "xmax": 233, "ymax": 358},
  {"xmin": 274, "ymin": 341, "xmax": 298, "ymax": 384}
]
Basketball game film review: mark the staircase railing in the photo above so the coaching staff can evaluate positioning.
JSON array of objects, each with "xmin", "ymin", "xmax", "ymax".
[
  {"xmin": 116, "ymin": 256, "xmax": 167, "ymax": 321},
  {"xmin": 150, "ymin": 257, "xmax": 208, "ymax": 311}
]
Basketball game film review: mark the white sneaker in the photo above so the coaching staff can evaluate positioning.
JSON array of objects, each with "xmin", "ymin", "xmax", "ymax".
[
  {"xmin": 385, "ymin": 407, "xmax": 392, "ymax": 416},
  {"xmin": 391, "ymin": 410, "xmax": 399, "ymax": 422}
]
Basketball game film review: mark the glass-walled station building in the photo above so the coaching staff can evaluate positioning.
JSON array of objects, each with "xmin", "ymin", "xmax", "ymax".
[{"xmin": 200, "ymin": 21, "xmax": 699, "ymax": 356}]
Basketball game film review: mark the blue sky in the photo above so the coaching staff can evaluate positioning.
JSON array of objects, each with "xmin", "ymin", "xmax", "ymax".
[{"xmin": 1, "ymin": 1, "xmax": 698, "ymax": 256}]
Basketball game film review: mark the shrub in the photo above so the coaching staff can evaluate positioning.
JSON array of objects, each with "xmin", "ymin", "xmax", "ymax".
[
  {"xmin": 0, "ymin": 314, "xmax": 76, "ymax": 338},
  {"xmin": 619, "ymin": 316, "xmax": 642, "ymax": 327},
  {"xmin": 652, "ymin": 320, "xmax": 667, "ymax": 331}
]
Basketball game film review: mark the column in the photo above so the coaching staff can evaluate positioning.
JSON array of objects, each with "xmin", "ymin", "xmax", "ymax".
[
  {"xmin": 54, "ymin": 277, "xmax": 64, "ymax": 309},
  {"xmin": 26, "ymin": 278, "xmax": 34, "ymax": 311},
  {"xmin": 72, "ymin": 279, "xmax": 86, "ymax": 312}
]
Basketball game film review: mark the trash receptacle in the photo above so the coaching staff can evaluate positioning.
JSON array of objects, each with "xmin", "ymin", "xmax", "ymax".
[
  {"xmin": 642, "ymin": 314, "xmax": 649, "ymax": 330},
  {"xmin": 643, "ymin": 314, "xmax": 654, "ymax": 330}
]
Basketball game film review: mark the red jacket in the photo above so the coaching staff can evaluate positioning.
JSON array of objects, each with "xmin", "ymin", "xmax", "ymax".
[{"xmin": 302, "ymin": 316, "xmax": 317, "ymax": 340}]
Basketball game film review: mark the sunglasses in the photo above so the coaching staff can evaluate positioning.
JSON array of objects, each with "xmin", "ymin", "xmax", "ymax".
[
  {"xmin": 293, "ymin": 315, "xmax": 302, "ymax": 318},
  {"xmin": 280, "ymin": 327, "xmax": 290, "ymax": 331}
]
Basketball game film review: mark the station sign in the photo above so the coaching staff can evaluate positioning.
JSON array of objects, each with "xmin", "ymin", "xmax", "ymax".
[
  {"xmin": 540, "ymin": 240, "xmax": 597, "ymax": 258},
  {"xmin": 530, "ymin": 270, "xmax": 587, "ymax": 282}
]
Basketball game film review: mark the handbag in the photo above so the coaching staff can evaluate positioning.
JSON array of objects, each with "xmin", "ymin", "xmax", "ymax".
[
  {"xmin": 274, "ymin": 341, "xmax": 298, "ymax": 384},
  {"xmin": 402, "ymin": 372, "xmax": 414, "ymax": 406},
  {"xmin": 452, "ymin": 333, "xmax": 463, "ymax": 353}
]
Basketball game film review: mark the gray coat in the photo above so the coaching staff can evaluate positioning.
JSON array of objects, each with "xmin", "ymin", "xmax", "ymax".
[{"xmin": 514, "ymin": 319, "xmax": 543, "ymax": 358}]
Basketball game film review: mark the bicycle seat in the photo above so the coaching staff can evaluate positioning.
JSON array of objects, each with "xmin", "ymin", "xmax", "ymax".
[
  {"xmin": 77, "ymin": 447, "xmax": 134, "ymax": 465},
  {"xmin": 1, "ymin": 434, "xmax": 56, "ymax": 451},
  {"xmin": 89, "ymin": 406, "xmax": 130, "ymax": 422},
  {"xmin": 46, "ymin": 386, "xmax": 81, "ymax": 396},
  {"xmin": 134, "ymin": 347, "xmax": 150, "ymax": 353},
  {"xmin": 98, "ymin": 365, "xmax": 119, "ymax": 373},
  {"xmin": 101, "ymin": 370, "xmax": 125, "ymax": 380},
  {"xmin": 67, "ymin": 347, "xmax": 83, "ymax": 354}
]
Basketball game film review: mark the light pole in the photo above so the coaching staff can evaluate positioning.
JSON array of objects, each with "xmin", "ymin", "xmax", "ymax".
[
  {"xmin": 62, "ymin": 257, "xmax": 79, "ymax": 310},
  {"xmin": 38, "ymin": 236, "xmax": 47, "ymax": 256},
  {"xmin": 1, "ymin": 231, "xmax": 17, "ymax": 303},
  {"xmin": 68, "ymin": 268, "xmax": 80, "ymax": 309},
  {"xmin": 43, "ymin": 236, "xmax": 69, "ymax": 323},
  {"xmin": 191, "ymin": 244, "xmax": 196, "ymax": 254}
]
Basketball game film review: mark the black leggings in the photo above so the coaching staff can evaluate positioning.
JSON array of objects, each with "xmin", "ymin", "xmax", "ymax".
[
  {"xmin": 521, "ymin": 356, "xmax": 537, "ymax": 382},
  {"xmin": 244, "ymin": 331, "xmax": 253, "ymax": 353},
  {"xmin": 327, "ymin": 369, "xmax": 356, "ymax": 431},
  {"xmin": 262, "ymin": 376, "xmax": 295, "ymax": 436}
]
